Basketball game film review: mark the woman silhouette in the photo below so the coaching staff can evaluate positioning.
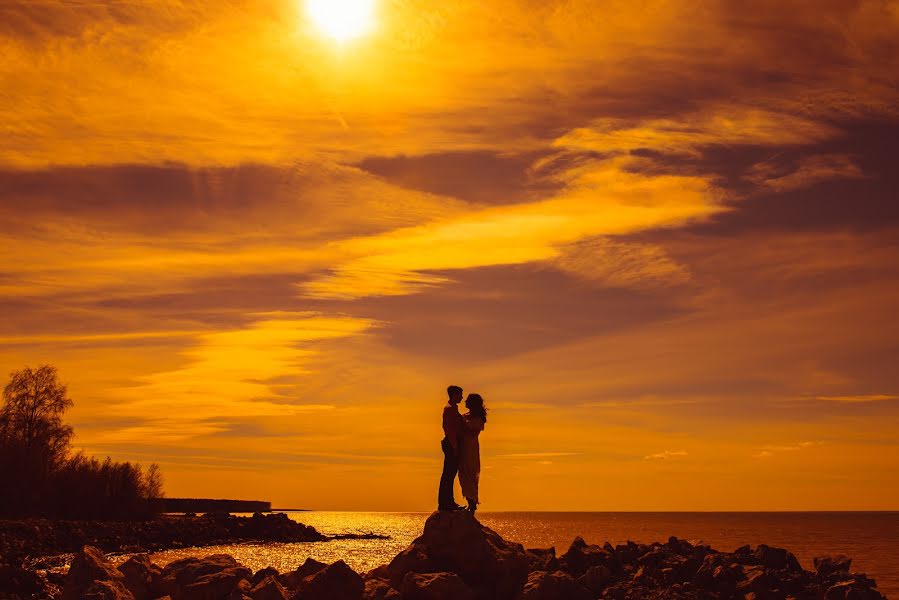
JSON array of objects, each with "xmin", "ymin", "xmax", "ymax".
[{"xmin": 458, "ymin": 393, "xmax": 487, "ymax": 514}]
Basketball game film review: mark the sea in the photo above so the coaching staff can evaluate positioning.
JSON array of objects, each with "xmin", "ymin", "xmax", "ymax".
[{"xmin": 122, "ymin": 511, "xmax": 899, "ymax": 598}]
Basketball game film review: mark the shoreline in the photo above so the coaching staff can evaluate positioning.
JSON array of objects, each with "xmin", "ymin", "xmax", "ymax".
[
  {"xmin": 0, "ymin": 512, "xmax": 386, "ymax": 569},
  {"xmin": 0, "ymin": 511, "xmax": 887, "ymax": 600}
]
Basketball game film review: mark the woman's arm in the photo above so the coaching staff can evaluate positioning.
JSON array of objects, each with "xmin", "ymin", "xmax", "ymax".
[{"xmin": 463, "ymin": 415, "xmax": 485, "ymax": 432}]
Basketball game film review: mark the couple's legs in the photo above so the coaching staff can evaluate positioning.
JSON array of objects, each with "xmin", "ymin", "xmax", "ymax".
[{"xmin": 438, "ymin": 437, "xmax": 459, "ymax": 509}]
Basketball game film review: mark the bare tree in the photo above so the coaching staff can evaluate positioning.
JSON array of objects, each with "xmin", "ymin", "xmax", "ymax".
[
  {"xmin": 1, "ymin": 365, "xmax": 73, "ymax": 465},
  {"xmin": 143, "ymin": 463, "xmax": 165, "ymax": 500},
  {"xmin": 1, "ymin": 365, "xmax": 74, "ymax": 513}
]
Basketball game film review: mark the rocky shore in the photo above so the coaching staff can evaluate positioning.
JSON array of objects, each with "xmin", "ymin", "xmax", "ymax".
[
  {"xmin": 0, "ymin": 511, "xmax": 887, "ymax": 600},
  {"xmin": 0, "ymin": 513, "xmax": 329, "ymax": 567}
]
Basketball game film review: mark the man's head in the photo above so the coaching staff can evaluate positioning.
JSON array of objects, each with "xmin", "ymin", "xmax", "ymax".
[{"xmin": 447, "ymin": 385, "xmax": 463, "ymax": 405}]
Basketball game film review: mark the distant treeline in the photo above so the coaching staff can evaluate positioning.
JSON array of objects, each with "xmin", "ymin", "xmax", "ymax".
[
  {"xmin": 157, "ymin": 498, "xmax": 271, "ymax": 513},
  {"xmin": 0, "ymin": 365, "xmax": 164, "ymax": 520}
]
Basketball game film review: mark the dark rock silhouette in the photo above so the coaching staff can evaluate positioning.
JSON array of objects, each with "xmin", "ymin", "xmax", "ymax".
[
  {"xmin": 4, "ymin": 511, "xmax": 888, "ymax": 600},
  {"xmin": 0, "ymin": 512, "xmax": 327, "ymax": 563},
  {"xmin": 382, "ymin": 510, "xmax": 528, "ymax": 600},
  {"xmin": 277, "ymin": 558, "xmax": 327, "ymax": 590},
  {"xmin": 118, "ymin": 554, "xmax": 161, "ymax": 600},
  {"xmin": 524, "ymin": 547, "xmax": 559, "ymax": 573},
  {"xmin": 400, "ymin": 571, "xmax": 475, "ymax": 600},
  {"xmin": 248, "ymin": 575, "xmax": 288, "ymax": 600},
  {"xmin": 296, "ymin": 559, "xmax": 363, "ymax": 600},
  {"xmin": 521, "ymin": 570, "xmax": 592, "ymax": 600},
  {"xmin": 62, "ymin": 545, "xmax": 132, "ymax": 600}
]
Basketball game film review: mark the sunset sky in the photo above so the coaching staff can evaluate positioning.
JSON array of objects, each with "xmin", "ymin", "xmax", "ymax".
[{"xmin": 2, "ymin": 0, "xmax": 898, "ymax": 511}]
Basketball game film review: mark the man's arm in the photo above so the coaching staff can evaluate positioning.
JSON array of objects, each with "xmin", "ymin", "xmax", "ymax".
[{"xmin": 443, "ymin": 407, "xmax": 462, "ymax": 452}]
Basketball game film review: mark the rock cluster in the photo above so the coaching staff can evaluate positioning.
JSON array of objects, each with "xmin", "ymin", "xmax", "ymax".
[
  {"xmin": 0, "ymin": 513, "xmax": 325, "ymax": 565},
  {"xmin": 0, "ymin": 511, "xmax": 887, "ymax": 600}
]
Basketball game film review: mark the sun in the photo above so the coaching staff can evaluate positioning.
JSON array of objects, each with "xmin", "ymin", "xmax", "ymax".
[{"xmin": 306, "ymin": 0, "xmax": 376, "ymax": 42}]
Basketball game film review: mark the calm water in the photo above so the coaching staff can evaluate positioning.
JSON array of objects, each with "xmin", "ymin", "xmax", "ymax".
[{"xmin": 131, "ymin": 512, "xmax": 898, "ymax": 598}]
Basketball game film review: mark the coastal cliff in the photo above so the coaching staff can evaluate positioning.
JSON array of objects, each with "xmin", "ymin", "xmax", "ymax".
[{"xmin": 0, "ymin": 511, "xmax": 886, "ymax": 599}]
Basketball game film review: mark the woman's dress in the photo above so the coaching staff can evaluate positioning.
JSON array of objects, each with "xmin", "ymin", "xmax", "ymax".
[{"xmin": 458, "ymin": 413, "xmax": 485, "ymax": 504}]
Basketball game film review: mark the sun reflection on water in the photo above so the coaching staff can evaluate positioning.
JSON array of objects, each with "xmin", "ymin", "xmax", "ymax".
[{"xmin": 118, "ymin": 512, "xmax": 429, "ymax": 574}]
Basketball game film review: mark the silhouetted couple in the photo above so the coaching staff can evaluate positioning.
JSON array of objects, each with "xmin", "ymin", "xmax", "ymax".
[{"xmin": 438, "ymin": 385, "xmax": 488, "ymax": 514}]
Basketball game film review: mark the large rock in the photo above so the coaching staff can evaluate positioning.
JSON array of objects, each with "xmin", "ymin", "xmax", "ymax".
[
  {"xmin": 249, "ymin": 575, "xmax": 288, "ymax": 600},
  {"xmin": 0, "ymin": 562, "xmax": 54, "ymax": 599},
  {"xmin": 558, "ymin": 537, "xmax": 619, "ymax": 577},
  {"xmin": 363, "ymin": 578, "xmax": 402, "ymax": 600},
  {"xmin": 578, "ymin": 564, "xmax": 612, "ymax": 595},
  {"xmin": 383, "ymin": 511, "xmax": 528, "ymax": 600},
  {"xmin": 118, "ymin": 553, "xmax": 162, "ymax": 600},
  {"xmin": 296, "ymin": 559, "xmax": 363, "ymax": 600},
  {"xmin": 824, "ymin": 579, "xmax": 886, "ymax": 600},
  {"xmin": 279, "ymin": 558, "xmax": 327, "ymax": 591},
  {"xmin": 63, "ymin": 545, "xmax": 130, "ymax": 600},
  {"xmin": 520, "ymin": 570, "xmax": 592, "ymax": 600},
  {"xmin": 400, "ymin": 572, "xmax": 475, "ymax": 600},
  {"xmin": 180, "ymin": 566, "xmax": 251, "ymax": 600},
  {"xmin": 815, "ymin": 555, "xmax": 853, "ymax": 578},
  {"xmin": 81, "ymin": 579, "xmax": 137, "ymax": 600},
  {"xmin": 250, "ymin": 567, "xmax": 279, "ymax": 587},
  {"xmin": 158, "ymin": 554, "xmax": 250, "ymax": 599},
  {"xmin": 753, "ymin": 544, "xmax": 803, "ymax": 572},
  {"xmin": 525, "ymin": 548, "xmax": 558, "ymax": 573}
]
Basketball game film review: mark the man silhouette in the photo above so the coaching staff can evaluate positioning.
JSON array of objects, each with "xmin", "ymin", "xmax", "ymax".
[{"xmin": 438, "ymin": 385, "xmax": 465, "ymax": 511}]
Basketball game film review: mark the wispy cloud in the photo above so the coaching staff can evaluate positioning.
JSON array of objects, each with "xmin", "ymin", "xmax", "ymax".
[
  {"xmin": 753, "ymin": 441, "xmax": 824, "ymax": 459},
  {"xmin": 808, "ymin": 395, "xmax": 899, "ymax": 404},
  {"xmin": 496, "ymin": 452, "xmax": 579, "ymax": 459},
  {"xmin": 644, "ymin": 450, "xmax": 688, "ymax": 460}
]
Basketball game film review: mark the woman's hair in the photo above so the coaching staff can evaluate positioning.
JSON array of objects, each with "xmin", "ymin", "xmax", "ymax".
[{"xmin": 466, "ymin": 393, "xmax": 488, "ymax": 423}]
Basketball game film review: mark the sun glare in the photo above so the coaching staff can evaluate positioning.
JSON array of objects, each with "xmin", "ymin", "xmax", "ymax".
[{"xmin": 306, "ymin": 0, "xmax": 376, "ymax": 42}]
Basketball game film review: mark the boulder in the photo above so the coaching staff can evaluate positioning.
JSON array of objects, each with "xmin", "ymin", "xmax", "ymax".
[
  {"xmin": 558, "ymin": 537, "xmax": 618, "ymax": 577},
  {"xmin": 180, "ymin": 566, "xmax": 251, "ymax": 600},
  {"xmin": 81, "ymin": 579, "xmax": 136, "ymax": 600},
  {"xmin": 0, "ymin": 562, "xmax": 53, "ymax": 599},
  {"xmin": 249, "ymin": 575, "xmax": 288, "ymax": 600},
  {"xmin": 158, "ymin": 554, "xmax": 250, "ymax": 599},
  {"xmin": 383, "ymin": 511, "xmax": 528, "ymax": 600},
  {"xmin": 815, "ymin": 555, "xmax": 853, "ymax": 578},
  {"xmin": 754, "ymin": 544, "xmax": 803, "ymax": 572},
  {"xmin": 400, "ymin": 572, "xmax": 475, "ymax": 600},
  {"xmin": 579, "ymin": 564, "xmax": 612, "ymax": 595},
  {"xmin": 118, "ymin": 553, "xmax": 162, "ymax": 600},
  {"xmin": 250, "ymin": 567, "xmax": 279, "ymax": 587},
  {"xmin": 824, "ymin": 579, "xmax": 886, "ymax": 600},
  {"xmin": 363, "ymin": 577, "xmax": 402, "ymax": 600},
  {"xmin": 525, "ymin": 548, "xmax": 558, "ymax": 573},
  {"xmin": 613, "ymin": 541, "xmax": 646, "ymax": 565},
  {"xmin": 521, "ymin": 570, "xmax": 592, "ymax": 600},
  {"xmin": 296, "ymin": 559, "xmax": 363, "ymax": 600},
  {"xmin": 63, "ymin": 545, "xmax": 128, "ymax": 600},
  {"xmin": 279, "ymin": 558, "xmax": 327, "ymax": 591}
]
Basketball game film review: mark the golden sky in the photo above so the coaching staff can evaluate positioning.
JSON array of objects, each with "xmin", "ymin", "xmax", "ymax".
[{"xmin": 2, "ymin": 0, "xmax": 898, "ymax": 510}]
